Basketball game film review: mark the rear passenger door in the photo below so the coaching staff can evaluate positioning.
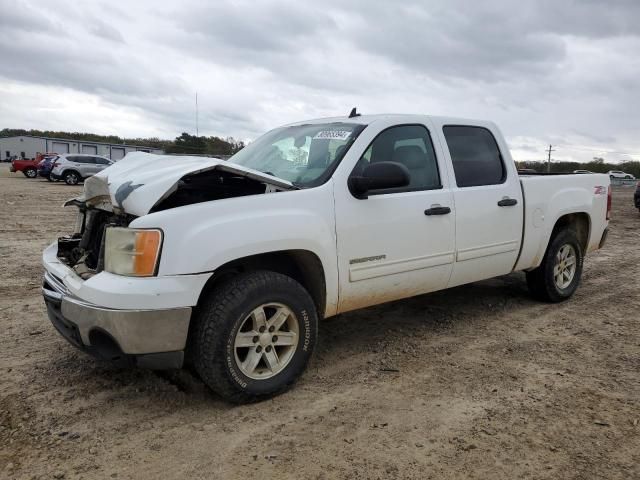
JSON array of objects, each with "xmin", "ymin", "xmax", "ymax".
[{"xmin": 439, "ymin": 125, "xmax": 524, "ymax": 287}]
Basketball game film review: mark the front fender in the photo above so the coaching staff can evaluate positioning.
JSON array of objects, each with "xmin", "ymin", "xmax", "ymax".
[{"xmin": 131, "ymin": 182, "xmax": 339, "ymax": 314}]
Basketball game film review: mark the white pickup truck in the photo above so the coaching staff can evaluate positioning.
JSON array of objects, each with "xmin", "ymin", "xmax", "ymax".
[{"xmin": 42, "ymin": 114, "xmax": 610, "ymax": 402}]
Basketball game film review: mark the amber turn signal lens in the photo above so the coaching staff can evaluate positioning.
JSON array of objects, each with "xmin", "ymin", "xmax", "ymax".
[{"xmin": 133, "ymin": 230, "xmax": 162, "ymax": 276}]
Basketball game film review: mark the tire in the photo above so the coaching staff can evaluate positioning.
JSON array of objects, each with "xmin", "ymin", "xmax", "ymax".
[
  {"xmin": 64, "ymin": 171, "xmax": 80, "ymax": 185},
  {"xmin": 526, "ymin": 229, "xmax": 583, "ymax": 303},
  {"xmin": 24, "ymin": 168, "xmax": 37, "ymax": 178},
  {"xmin": 193, "ymin": 270, "xmax": 318, "ymax": 403}
]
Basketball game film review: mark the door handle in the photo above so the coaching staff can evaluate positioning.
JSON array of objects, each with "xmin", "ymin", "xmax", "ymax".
[
  {"xmin": 497, "ymin": 198, "xmax": 518, "ymax": 207},
  {"xmin": 424, "ymin": 205, "xmax": 451, "ymax": 216}
]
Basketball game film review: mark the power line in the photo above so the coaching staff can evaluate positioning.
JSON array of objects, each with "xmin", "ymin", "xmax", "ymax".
[
  {"xmin": 515, "ymin": 141, "xmax": 640, "ymax": 158},
  {"xmin": 555, "ymin": 144, "xmax": 640, "ymax": 156}
]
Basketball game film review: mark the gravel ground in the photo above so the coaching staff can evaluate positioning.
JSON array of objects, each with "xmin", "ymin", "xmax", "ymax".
[{"xmin": 0, "ymin": 163, "xmax": 638, "ymax": 479}]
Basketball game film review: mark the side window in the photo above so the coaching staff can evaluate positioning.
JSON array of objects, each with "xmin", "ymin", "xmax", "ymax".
[
  {"xmin": 443, "ymin": 126, "xmax": 505, "ymax": 187},
  {"xmin": 96, "ymin": 157, "xmax": 110, "ymax": 165},
  {"xmin": 353, "ymin": 125, "xmax": 441, "ymax": 193}
]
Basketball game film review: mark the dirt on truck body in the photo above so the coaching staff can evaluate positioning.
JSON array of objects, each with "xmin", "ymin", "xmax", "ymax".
[{"xmin": 0, "ymin": 164, "xmax": 638, "ymax": 479}]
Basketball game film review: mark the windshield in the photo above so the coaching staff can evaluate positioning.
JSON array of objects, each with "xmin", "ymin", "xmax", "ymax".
[{"xmin": 227, "ymin": 122, "xmax": 366, "ymax": 187}]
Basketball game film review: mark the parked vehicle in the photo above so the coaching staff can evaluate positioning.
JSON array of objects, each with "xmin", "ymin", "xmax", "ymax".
[
  {"xmin": 10, "ymin": 158, "xmax": 40, "ymax": 178},
  {"xmin": 35, "ymin": 152, "xmax": 59, "ymax": 163},
  {"xmin": 42, "ymin": 114, "xmax": 611, "ymax": 403},
  {"xmin": 573, "ymin": 170, "xmax": 593, "ymax": 174},
  {"xmin": 50, "ymin": 154, "xmax": 113, "ymax": 185},
  {"xmin": 635, "ymin": 181, "xmax": 640, "ymax": 211},
  {"xmin": 38, "ymin": 155, "xmax": 59, "ymax": 180},
  {"xmin": 608, "ymin": 170, "xmax": 635, "ymax": 179}
]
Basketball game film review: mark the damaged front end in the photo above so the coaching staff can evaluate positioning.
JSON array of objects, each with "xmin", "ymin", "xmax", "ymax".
[
  {"xmin": 55, "ymin": 157, "xmax": 295, "ymax": 278},
  {"xmin": 57, "ymin": 197, "xmax": 136, "ymax": 279}
]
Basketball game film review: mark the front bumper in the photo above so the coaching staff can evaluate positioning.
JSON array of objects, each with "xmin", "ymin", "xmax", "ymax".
[{"xmin": 42, "ymin": 271, "xmax": 191, "ymax": 369}]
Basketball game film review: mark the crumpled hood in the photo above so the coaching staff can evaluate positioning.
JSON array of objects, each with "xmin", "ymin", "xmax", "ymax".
[{"xmin": 82, "ymin": 152, "xmax": 294, "ymax": 216}]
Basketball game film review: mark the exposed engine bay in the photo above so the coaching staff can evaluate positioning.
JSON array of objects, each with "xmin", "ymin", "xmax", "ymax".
[
  {"xmin": 57, "ymin": 206, "xmax": 134, "ymax": 279},
  {"xmin": 150, "ymin": 169, "xmax": 277, "ymax": 212}
]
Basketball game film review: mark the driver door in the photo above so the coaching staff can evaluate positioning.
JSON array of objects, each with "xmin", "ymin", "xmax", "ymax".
[{"xmin": 334, "ymin": 123, "xmax": 456, "ymax": 313}]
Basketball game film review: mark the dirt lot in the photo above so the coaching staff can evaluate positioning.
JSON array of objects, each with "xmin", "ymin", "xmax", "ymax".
[{"xmin": 0, "ymin": 163, "xmax": 638, "ymax": 480}]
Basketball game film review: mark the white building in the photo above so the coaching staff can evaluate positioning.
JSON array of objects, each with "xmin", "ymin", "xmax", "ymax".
[{"xmin": 0, "ymin": 135, "xmax": 164, "ymax": 161}]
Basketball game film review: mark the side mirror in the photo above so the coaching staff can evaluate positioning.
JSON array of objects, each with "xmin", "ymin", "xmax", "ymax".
[{"xmin": 348, "ymin": 161, "xmax": 410, "ymax": 199}]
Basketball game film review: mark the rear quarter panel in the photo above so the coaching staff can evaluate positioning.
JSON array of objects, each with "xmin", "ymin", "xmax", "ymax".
[{"xmin": 515, "ymin": 174, "xmax": 609, "ymax": 270}]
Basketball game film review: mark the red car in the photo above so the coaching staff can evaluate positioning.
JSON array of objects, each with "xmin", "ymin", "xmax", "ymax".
[
  {"xmin": 10, "ymin": 158, "xmax": 40, "ymax": 178},
  {"xmin": 9, "ymin": 152, "xmax": 58, "ymax": 178}
]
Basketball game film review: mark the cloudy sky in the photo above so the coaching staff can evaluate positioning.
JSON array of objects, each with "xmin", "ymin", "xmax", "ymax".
[{"xmin": 1, "ymin": 0, "xmax": 639, "ymax": 163}]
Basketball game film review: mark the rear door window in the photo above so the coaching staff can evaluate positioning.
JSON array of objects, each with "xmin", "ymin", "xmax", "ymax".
[{"xmin": 443, "ymin": 126, "xmax": 505, "ymax": 187}]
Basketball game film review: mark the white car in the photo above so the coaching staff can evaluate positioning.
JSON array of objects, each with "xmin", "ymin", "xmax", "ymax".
[
  {"xmin": 607, "ymin": 170, "xmax": 635, "ymax": 179},
  {"xmin": 573, "ymin": 170, "xmax": 593, "ymax": 174},
  {"xmin": 42, "ymin": 113, "xmax": 611, "ymax": 402},
  {"xmin": 51, "ymin": 154, "xmax": 113, "ymax": 185}
]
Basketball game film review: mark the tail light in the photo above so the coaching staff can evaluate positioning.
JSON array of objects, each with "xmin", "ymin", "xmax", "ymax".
[{"xmin": 606, "ymin": 185, "xmax": 612, "ymax": 221}]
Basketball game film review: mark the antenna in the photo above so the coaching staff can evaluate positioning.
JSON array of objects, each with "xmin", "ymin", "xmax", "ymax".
[
  {"xmin": 348, "ymin": 107, "xmax": 361, "ymax": 118},
  {"xmin": 195, "ymin": 92, "xmax": 199, "ymax": 137}
]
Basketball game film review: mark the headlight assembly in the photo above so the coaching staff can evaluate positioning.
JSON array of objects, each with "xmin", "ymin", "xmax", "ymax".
[{"xmin": 104, "ymin": 227, "xmax": 162, "ymax": 276}]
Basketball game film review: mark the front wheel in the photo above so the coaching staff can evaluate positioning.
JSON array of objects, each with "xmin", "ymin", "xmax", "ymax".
[
  {"xmin": 193, "ymin": 271, "xmax": 318, "ymax": 403},
  {"xmin": 526, "ymin": 229, "xmax": 583, "ymax": 302}
]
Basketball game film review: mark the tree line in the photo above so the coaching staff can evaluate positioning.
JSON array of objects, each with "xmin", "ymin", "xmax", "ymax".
[
  {"xmin": 516, "ymin": 157, "xmax": 640, "ymax": 178},
  {"xmin": 0, "ymin": 129, "xmax": 245, "ymax": 156}
]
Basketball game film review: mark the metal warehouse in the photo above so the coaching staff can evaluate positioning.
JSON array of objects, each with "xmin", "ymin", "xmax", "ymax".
[{"xmin": 0, "ymin": 135, "xmax": 164, "ymax": 161}]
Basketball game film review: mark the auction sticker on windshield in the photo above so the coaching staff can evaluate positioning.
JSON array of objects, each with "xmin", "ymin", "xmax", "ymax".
[{"xmin": 314, "ymin": 130, "xmax": 352, "ymax": 141}]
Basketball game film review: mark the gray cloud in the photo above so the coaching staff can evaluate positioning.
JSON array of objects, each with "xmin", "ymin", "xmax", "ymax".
[{"xmin": 0, "ymin": 0, "xmax": 638, "ymax": 161}]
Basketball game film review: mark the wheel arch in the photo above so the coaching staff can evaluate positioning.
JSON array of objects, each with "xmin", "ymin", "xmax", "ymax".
[
  {"xmin": 62, "ymin": 168, "xmax": 81, "ymax": 178},
  {"xmin": 196, "ymin": 249, "xmax": 327, "ymax": 319},
  {"xmin": 551, "ymin": 212, "xmax": 590, "ymax": 254}
]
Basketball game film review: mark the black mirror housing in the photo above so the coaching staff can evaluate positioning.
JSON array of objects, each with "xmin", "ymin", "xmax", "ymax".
[{"xmin": 348, "ymin": 161, "xmax": 411, "ymax": 199}]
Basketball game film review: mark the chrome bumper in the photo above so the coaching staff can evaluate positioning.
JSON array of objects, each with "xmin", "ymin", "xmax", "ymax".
[{"xmin": 42, "ymin": 271, "xmax": 191, "ymax": 368}]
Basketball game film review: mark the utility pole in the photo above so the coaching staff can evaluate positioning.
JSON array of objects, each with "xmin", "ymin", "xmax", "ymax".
[
  {"xmin": 195, "ymin": 92, "xmax": 199, "ymax": 137},
  {"xmin": 546, "ymin": 144, "xmax": 555, "ymax": 172}
]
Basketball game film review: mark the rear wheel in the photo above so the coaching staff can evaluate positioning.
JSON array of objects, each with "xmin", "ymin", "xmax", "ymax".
[
  {"xmin": 193, "ymin": 271, "xmax": 318, "ymax": 403},
  {"xmin": 24, "ymin": 167, "xmax": 37, "ymax": 178},
  {"xmin": 526, "ymin": 229, "xmax": 583, "ymax": 302},
  {"xmin": 64, "ymin": 171, "xmax": 80, "ymax": 185}
]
